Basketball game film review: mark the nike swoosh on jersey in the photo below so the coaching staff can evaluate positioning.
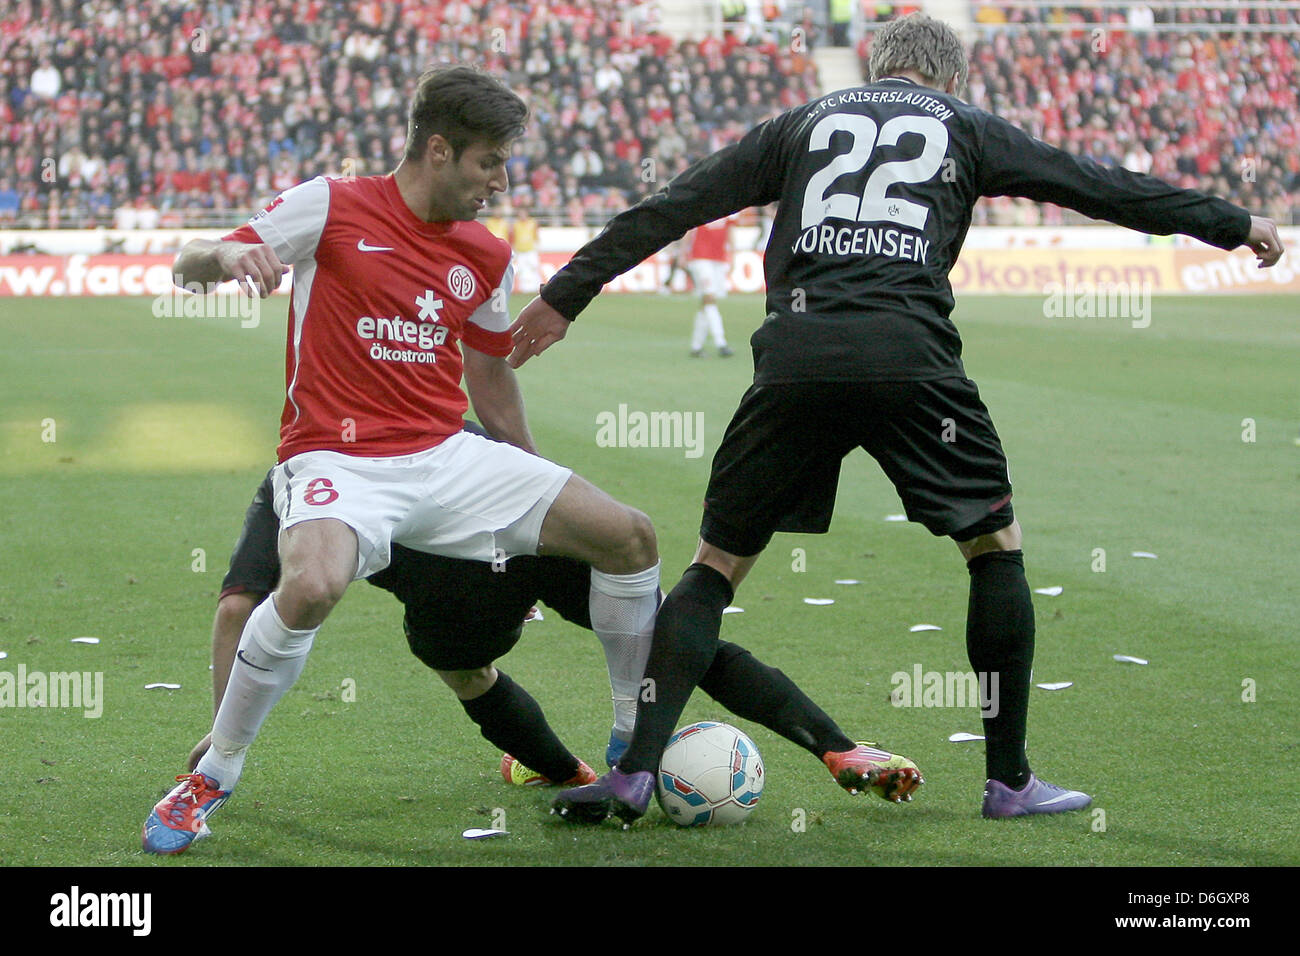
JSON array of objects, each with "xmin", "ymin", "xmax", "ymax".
[{"xmin": 357, "ymin": 239, "xmax": 394, "ymax": 252}]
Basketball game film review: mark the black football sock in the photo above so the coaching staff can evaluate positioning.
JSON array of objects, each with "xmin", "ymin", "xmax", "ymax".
[
  {"xmin": 699, "ymin": 641, "xmax": 855, "ymax": 756},
  {"xmin": 617, "ymin": 563, "xmax": 731, "ymax": 775},
  {"xmin": 460, "ymin": 670, "xmax": 579, "ymax": 783},
  {"xmin": 965, "ymin": 550, "xmax": 1034, "ymax": 789}
]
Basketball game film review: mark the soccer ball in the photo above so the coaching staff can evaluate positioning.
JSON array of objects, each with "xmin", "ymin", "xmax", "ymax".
[{"xmin": 656, "ymin": 721, "xmax": 764, "ymax": 826}]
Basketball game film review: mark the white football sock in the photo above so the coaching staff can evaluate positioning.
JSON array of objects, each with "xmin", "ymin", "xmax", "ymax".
[
  {"xmin": 197, "ymin": 596, "xmax": 317, "ymax": 790},
  {"xmin": 691, "ymin": 312, "xmax": 708, "ymax": 351},
  {"xmin": 705, "ymin": 304, "xmax": 727, "ymax": 347},
  {"xmin": 589, "ymin": 564, "xmax": 660, "ymax": 735}
]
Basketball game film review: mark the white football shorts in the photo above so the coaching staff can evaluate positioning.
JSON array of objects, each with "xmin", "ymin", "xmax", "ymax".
[
  {"xmin": 272, "ymin": 430, "xmax": 573, "ymax": 579},
  {"xmin": 688, "ymin": 260, "xmax": 729, "ymax": 298}
]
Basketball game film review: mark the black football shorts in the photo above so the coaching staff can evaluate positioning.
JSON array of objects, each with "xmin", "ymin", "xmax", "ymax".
[
  {"xmin": 369, "ymin": 551, "xmax": 591, "ymax": 671},
  {"xmin": 700, "ymin": 378, "xmax": 1015, "ymax": 556},
  {"xmin": 220, "ymin": 472, "xmax": 592, "ymax": 671},
  {"xmin": 220, "ymin": 470, "xmax": 281, "ymax": 599}
]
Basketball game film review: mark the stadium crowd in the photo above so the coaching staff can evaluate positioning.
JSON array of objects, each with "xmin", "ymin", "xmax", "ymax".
[
  {"xmin": 957, "ymin": 3, "xmax": 1300, "ymax": 225},
  {"xmin": 1, "ymin": 0, "xmax": 1296, "ymax": 229},
  {"xmin": 0, "ymin": 0, "xmax": 817, "ymax": 229}
]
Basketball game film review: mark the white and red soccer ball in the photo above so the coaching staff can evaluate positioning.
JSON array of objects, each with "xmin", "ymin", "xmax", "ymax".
[{"xmin": 656, "ymin": 721, "xmax": 764, "ymax": 826}]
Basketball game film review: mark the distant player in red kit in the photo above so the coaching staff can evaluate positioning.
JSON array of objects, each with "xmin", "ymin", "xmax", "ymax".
[
  {"xmin": 141, "ymin": 67, "xmax": 662, "ymax": 854},
  {"xmin": 686, "ymin": 216, "xmax": 734, "ymax": 358}
]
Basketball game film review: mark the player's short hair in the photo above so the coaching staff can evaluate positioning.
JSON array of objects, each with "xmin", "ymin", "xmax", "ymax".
[
  {"xmin": 404, "ymin": 66, "xmax": 528, "ymax": 161},
  {"xmin": 868, "ymin": 13, "xmax": 968, "ymax": 91}
]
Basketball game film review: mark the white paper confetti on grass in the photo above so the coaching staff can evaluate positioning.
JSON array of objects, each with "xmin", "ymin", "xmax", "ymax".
[
  {"xmin": 909, "ymin": 624, "xmax": 942, "ymax": 633},
  {"xmin": 0, "ymin": 651, "xmax": 7, "ymax": 660},
  {"xmin": 1033, "ymin": 586, "xmax": 1063, "ymax": 596},
  {"xmin": 804, "ymin": 598, "xmax": 834, "ymax": 606},
  {"xmin": 1036, "ymin": 682, "xmax": 1073, "ymax": 691},
  {"xmin": 949, "ymin": 732, "xmax": 985, "ymax": 742},
  {"xmin": 462, "ymin": 828, "xmax": 508, "ymax": 840},
  {"xmin": 884, "ymin": 514, "xmax": 908, "ymax": 522},
  {"xmin": 723, "ymin": 606, "xmax": 744, "ymax": 614},
  {"xmin": 70, "ymin": 637, "xmax": 100, "ymax": 644},
  {"xmin": 145, "ymin": 683, "xmax": 181, "ymax": 690},
  {"xmin": 1131, "ymin": 551, "xmax": 1158, "ymax": 559},
  {"xmin": 834, "ymin": 579, "xmax": 860, "ymax": 585},
  {"xmin": 1113, "ymin": 654, "xmax": 1149, "ymax": 665}
]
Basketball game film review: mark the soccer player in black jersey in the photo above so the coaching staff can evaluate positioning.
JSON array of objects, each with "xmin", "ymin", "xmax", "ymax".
[{"xmin": 510, "ymin": 13, "xmax": 1285, "ymax": 823}]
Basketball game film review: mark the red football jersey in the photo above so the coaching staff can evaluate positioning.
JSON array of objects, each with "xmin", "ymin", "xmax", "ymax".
[
  {"xmin": 224, "ymin": 174, "xmax": 514, "ymax": 461},
  {"xmin": 689, "ymin": 217, "xmax": 731, "ymax": 262}
]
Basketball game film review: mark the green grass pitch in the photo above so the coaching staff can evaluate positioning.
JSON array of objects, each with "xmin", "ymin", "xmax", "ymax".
[{"xmin": 0, "ymin": 291, "xmax": 1295, "ymax": 868}]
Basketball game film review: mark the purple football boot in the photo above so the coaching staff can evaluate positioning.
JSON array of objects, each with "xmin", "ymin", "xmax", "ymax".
[
  {"xmin": 982, "ymin": 773, "xmax": 1091, "ymax": 818},
  {"xmin": 552, "ymin": 767, "xmax": 655, "ymax": 826}
]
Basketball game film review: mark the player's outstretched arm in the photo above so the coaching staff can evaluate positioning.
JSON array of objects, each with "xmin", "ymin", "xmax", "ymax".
[
  {"xmin": 508, "ymin": 295, "xmax": 571, "ymax": 368},
  {"xmin": 520, "ymin": 115, "xmax": 789, "ymax": 356},
  {"xmin": 463, "ymin": 344, "xmax": 539, "ymax": 454},
  {"xmin": 977, "ymin": 115, "xmax": 1271, "ymax": 257},
  {"xmin": 1244, "ymin": 216, "xmax": 1285, "ymax": 268},
  {"xmin": 173, "ymin": 238, "xmax": 288, "ymax": 297}
]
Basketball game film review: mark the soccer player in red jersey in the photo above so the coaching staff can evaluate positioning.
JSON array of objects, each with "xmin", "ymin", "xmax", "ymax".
[
  {"xmin": 686, "ymin": 215, "xmax": 735, "ymax": 358},
  {"xmin": 141, "ymin": 67, "xmax": 662, "ymax": 854}
]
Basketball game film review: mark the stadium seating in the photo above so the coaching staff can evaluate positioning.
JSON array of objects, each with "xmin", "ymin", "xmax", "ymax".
[
  {"xmin": 863, "ymin": 2, "xmax": 1300, "ymax": 225},
  {"xmin": 2, "ymin": 0, "xmax": 1295, "ymax": 228},
  {"xmin": 0, "ymin": 0, "xmax": 816, "ymax": 228}
]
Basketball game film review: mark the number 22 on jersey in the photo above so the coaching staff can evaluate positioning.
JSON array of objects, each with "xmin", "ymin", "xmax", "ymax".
[{"xmin": 800, "ymin": 113, "xmax": 950, "ymax": 232}]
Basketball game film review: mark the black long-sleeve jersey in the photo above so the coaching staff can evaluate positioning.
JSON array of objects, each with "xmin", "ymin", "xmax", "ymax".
[{"xmin": 541, "ymin": 77, "xmax": 1252, "ymax": 383}]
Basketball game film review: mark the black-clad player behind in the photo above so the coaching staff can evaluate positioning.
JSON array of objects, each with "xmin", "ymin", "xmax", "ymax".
[
  {"xmin": 192, "ymin": 458, "xmax": 905, "ymax": 806},
  {"xmin": 510, "ymin": 13, "xmax": 1285, "ymax": 823}
]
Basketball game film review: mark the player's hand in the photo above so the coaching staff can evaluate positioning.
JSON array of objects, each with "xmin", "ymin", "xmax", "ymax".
[
  {"xmin": 186, "ymin": 732, "xmax": 212, "ymax": 773},
  {"xmin": 508, "ymin": 295, "xmax": 570, "ymax": 368},
  {"xmin": 1244, "ymin": 215, "xmax": 1284, "ymax": 268},
  {"xmin": 217, "ymin": 242, "xmax": 289, "ymax": 297}
]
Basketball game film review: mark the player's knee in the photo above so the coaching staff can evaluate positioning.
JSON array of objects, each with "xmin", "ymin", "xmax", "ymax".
[
  {"xmin": 277, "ymin": 565, "xmax": 348, "ymax": 625},
  {"xmin": 214, "ymin": 591, "xmax": 259, "ymax": 635},
  {"xmin": 437, "ymin": 665, "xmax": 498, "ymax": 701},
  {"xmin": 613, "ymin": 506, "xmax": 658, "ymax": 571},
  {"xmin": 291, "ymin": 572, "xmax": 347, "ymax": 611},
  {"xmin": 580, "ymin": 504, "xmax": 658, "ymax": 573},
  {"xmin": 955, "ymin": 518, "xmax": 1022, "ymax": 563}
]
